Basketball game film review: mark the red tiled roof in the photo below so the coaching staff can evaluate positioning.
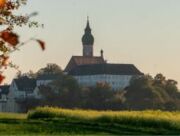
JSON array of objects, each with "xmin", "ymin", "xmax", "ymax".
[
  {"xmin": 73, "ymin": 56, "xmax": 105, "ymax": 65},
  {"xmin": 64, "ymin": 56, "xmax": 105, "ymax": 72}
]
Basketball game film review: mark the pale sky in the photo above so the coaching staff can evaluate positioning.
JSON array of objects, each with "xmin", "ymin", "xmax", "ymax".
[{"xmin": 4, "ymin": 0, "xmax": 180, "ymax": 88}]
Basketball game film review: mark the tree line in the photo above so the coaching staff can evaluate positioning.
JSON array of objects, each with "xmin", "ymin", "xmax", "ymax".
[{"xmin": 19, "ymin": 64, "xmax": 180, "ymax": 112}]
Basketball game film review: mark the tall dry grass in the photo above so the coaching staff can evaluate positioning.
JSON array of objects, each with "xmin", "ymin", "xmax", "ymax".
[{"xmin": 27, "ymin": 107, "xmax": 180, "ymax": 130}]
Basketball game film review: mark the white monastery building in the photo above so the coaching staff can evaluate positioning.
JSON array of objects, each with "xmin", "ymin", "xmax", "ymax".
[{"xmin": 65, "ymin": 18, "xmax": 143, "ymax": 90}]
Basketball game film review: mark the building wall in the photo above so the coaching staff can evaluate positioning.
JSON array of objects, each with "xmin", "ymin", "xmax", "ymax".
[
  {"xmin": 2, "ymin": 79, "xmax": 51, "ymax": 113},
  {"xmin": 73, "ymin": 74, "xmax": 133, "ymax": 90},
  {"xmin": 0, "ymin": 94, "xmax": 8, "ymax": 112},
  {"xmin": 6, "ymin": 82, "xmax": 21, "ymax": 113},
  {"xmin": 33, "ymin": 87, "xmax": 42, "ymax": 99},
  {"xmin": 6, "ymin": 80, "xmax": 37, "ymax": 113},
  {"xmin": 36, "ymin": 80, "xmax": 53, "ymax": 87},
  {"xmin": 0, "ymin": 101, "xmax": 7, "ymax": 112}
]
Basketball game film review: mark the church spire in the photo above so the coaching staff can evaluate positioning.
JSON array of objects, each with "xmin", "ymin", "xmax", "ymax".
[
  {"xmin": 85, "ymin": 16, "xmax": 91, "ymax": 34},
  {"xmin": 82, "ymin": 17, "xmax": 94, "ymax": 57},
  {"xmin": 85, "ymin": 16, "xmax": 91, "ymax": 32}
]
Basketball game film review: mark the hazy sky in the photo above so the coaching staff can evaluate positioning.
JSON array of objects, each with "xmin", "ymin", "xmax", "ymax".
[{"xmin": 4, "ymin": 0, "xmax": 180, "ymax": 87}]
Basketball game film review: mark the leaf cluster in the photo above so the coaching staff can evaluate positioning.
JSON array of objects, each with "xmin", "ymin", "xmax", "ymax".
[{"xmin": 0, "ymin": 0, "xmax": 45, "ymax": 84}]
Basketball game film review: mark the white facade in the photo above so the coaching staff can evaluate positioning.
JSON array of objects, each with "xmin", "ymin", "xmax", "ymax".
[
  {"xmin": 4, "ymin": 80, "xmax": 38, "ymax": 113},
  {"xmin": 36, "ymin": 80, "xmax": 53, "ymax": 87},
  {"xmin": 5, "ymin": 81, "xmax": 25, "ymax": 112},
  {"xmin": 0, "ymin": 101, "xmax": 7, "ymax": 112},
  {"xmin": 73, "ymin": 74, "xmax": 133, "ymax": 90},
  {"xmin": 0, "ymin": 78, "xmax": 54, "ymax": 113},
  {"xmin": 0, "ymin": 94, "xmax": 8, "ymax": 112}
]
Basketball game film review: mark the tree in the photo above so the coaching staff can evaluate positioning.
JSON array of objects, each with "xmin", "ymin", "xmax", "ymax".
[
  {"xmin": 38, "ymin": 85, "xmax": 59, "ymax": 107},
  {"xmin": 17, "ymin": 97, "xmax": 41, "ymax": 112},
  {"xmin": 37, "ymin": 64, "xmax": 62, "ymax": 76},
  {"xmin": 165, "ymin": 79, "xmax": 179, "ymax": 98},
  {"xmin": 38, "ymin": 73, "xmax": 82, "ymax": 108},
  {"xmin": 153, "ymin": 73, "xmax": 166, "ymax": 87},
  {"xmin": 125, "ymin": 75, "xmax": 165, "ymax": 110},
  {"xmin": 84, "ymin": 82, "xmax": 115, "ymax": 110},
  {"xmin": 125, "ymin": 74, "xmax": 180, "ymax": 110},
  {"xmin": 0, "ymin": 0, "xmax": 45, "ymax": 84}
]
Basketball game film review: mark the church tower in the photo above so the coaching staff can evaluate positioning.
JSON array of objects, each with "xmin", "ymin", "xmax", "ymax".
[{"xmin": 82, "ymin": 17, "xmax": 94, "ymax": 57}]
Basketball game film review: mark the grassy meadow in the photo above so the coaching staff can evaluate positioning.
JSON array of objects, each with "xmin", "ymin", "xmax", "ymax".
[{"xmin": 0, "ymin": 107, "xmax": 180, "ymax": 135}]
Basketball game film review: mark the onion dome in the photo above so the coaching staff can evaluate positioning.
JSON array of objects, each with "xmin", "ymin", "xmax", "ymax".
[{"xmin": 82, "ymin": 17, "xmax": 94, "ymax": 45}]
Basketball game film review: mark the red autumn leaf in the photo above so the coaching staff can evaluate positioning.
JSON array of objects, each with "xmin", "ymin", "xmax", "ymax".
[
  {"xmin": 36, "ymin": 39, "xmax": 45, "ymax": 51},
  {"xmin": 1, "ymin": 55, "xmax": 9, "ymax": 66},
  {"xmin": 0, "ymin": 74, "xmax": 5, "ymax": 84},
  {"xmin": 0, "ymin": 0, "xmax": 6, "ymax": 8},
  {"xmin": 1, "ymin": 31, "xmax": 19, "ymax": 46}
]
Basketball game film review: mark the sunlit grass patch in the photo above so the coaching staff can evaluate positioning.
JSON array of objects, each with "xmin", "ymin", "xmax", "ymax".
[
  {"xmin": 0, "ymin": 112, "xmax": 26, "ymax": 120},
  {"xmin": 0, "ymin": 108, "xmax": 179, "ymax": 135},
  {"xmin": 27, "ymin": 107, "xmax": 180, "ymax": 131},
  {"xmin": 28, "ymin": 107, "xmax": 180, "ymax": 121}
]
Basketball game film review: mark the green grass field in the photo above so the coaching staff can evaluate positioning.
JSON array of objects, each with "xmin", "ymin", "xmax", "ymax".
[{"xmin": 0, "ymin": 107, "xmax": 180, "ymax": 135}]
